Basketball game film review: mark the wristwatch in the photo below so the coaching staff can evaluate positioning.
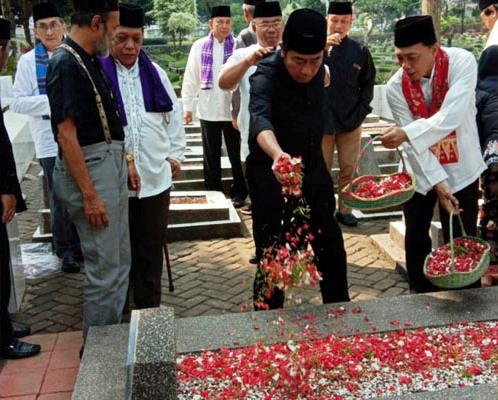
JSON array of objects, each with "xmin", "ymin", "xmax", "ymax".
[{"xmin": 125, "ymin": 153, "xmax": 135, "ymax": 163}]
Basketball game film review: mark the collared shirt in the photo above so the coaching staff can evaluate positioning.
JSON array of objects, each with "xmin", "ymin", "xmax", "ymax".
[
  {"xmin": 11, "ymin": 48, "xmax": 57, "ymax": 159},
  {"xmin": 181, "ymin": 36, "xmax": 232, "ymax": 121},
  {"xmin": 46, "ymin": 37, "xmax": 124, "ymax": 146},
  {"xmin": 222, "ymin": 43, "xmax": 260, "ymax": 159},
  {"xmin": 116, "ymin": 59, "xmax": 186, "ymax": 199},
  {"xmin": 386, "ymin": 47, "xmax": 486, "ymax": 195},
  {"xmin": 485, "ymin": 22, "xmax": 498, "ymax": 49},
  {"xmin": 235, "ymin": 26, "xmax": 257, "ymax": 50}
]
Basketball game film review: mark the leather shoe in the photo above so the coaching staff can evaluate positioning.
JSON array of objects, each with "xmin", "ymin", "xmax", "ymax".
[
  {"xmin": 232, "ymin": 198, "xmax": 246, "ymax": 208},
  {"xmin": 336, "ymin": 212, "xmax": 358, "ymax": 227},
  {"xmin": 1, "ymin": 338, "xmax": 41, "ymax": 359},
  {"xmin": 62, "ymin": 256, "xmax": 81, "ymax": 273},
  {"xmin": 12, "ymin": 326, "xmax": 31, "ymax": 338}
]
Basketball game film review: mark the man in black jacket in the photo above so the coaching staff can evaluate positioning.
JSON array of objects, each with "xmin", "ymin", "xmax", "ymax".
[
  {"xmin": 0, "ymin": 17, "xmax": 41, "ymax": 359},
  {"xmin": 247, "ymin": 9, "xmax": 349, "ymax": 310},
  {"xmin": 322, "ymin": 1, "xmax": 376, "ymax": 227}
]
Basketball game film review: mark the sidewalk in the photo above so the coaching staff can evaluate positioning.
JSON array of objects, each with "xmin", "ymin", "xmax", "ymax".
[{"xmin": 9, "ymin": 162, "xmax": 408, "ymax": 334}]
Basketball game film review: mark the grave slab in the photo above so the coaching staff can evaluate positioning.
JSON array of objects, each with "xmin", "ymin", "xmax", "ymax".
[{"xmin": 74, "ymin": 287, "xmax": 498, "ymax": 399}]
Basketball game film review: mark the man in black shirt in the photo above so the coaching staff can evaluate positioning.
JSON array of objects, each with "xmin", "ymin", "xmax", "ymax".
[
  {"xmin": 46, "ymin": 0, "xmax": 134, "ymax": 344},
  {"xmin": 0, "ymin": 17, "xmax": 41, "ymax": 359},
  {"xmin": 247, "ymin": 9, "xmax": 350, "ymax": 310},
  {"xmin": 322, "ymin": 1, "xmax": 376, "ymax": 227}
]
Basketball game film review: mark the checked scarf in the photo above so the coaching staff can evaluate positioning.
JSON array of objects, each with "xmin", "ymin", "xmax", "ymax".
[
  {"xmin": 200, "ymin": 32, "xmax": 234, "ymax": 90},
  {"xmin": 35, "ymin": 43, "xmax": 50, "ymax": 120},
  {"xmin": 401, "ymin": 47, "xmax": 459, "ymax": 165}
]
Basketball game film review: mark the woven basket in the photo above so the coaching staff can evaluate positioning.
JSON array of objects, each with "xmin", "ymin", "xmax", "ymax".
[
  {"xmin": 423, "ymin": 212, "xmax": 490, "ymax": 289},
  {"xmin": 341, "ymin": 138, "xmax": 416, "ymax": 211}
]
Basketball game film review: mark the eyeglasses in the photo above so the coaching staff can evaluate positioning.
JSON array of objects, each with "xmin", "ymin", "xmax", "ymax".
[
  {"xmin": 256, "ymin": 21, "xmax": 282, "ymax": 31},
  {"xmin": 35, "ymin": 22, "xmax": 63, "ymax": 33}
]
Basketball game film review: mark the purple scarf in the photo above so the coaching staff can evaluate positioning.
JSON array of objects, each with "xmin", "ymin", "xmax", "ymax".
[
  {"xmin": 200, "ymin": 32, "xmax": 234, "ymax": 90},
  {"xmin": 99, "ymin": 51, "xmax": 173, "ymax": 126}
]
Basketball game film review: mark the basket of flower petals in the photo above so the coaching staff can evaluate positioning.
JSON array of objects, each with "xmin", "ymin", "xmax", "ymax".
[
  {"xmin": 342, "ymin": 139, "xmax": 415, "ymax": 211},
  {"xmin": 424, "ymin": 212, "xmax": 490, "ymax": 289}
]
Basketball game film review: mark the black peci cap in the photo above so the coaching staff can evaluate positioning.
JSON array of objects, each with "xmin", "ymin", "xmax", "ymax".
[
  {"xmin": 283, "ymin": 8, "xmax": 327, "ymax": 55},
  {"xmin": 119, "ymin": 3, "xmax": 144, "ymax": 28},
  {"xmin": 33, "ymin": 2, "xmax": 61, "ymax": 22},
  {"xmin": 211, "ymin": 5, "xmax": 231, "ymax": 18},
  {"xmin": 327, "ymin": 2, "xmax": 353, "ymax": 15},
  {"xmin": 253, "ymin": 2, "xmax": 281, "ymax": 18},
  {"xmin": 72, "ymin": 0, "xmax": 119, "ymax": 14},
  {"xmin": 394, "ymin": 16, "xmax": 437, "ymax": 48}
]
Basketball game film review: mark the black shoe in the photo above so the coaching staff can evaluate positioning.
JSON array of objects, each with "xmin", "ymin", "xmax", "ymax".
[
  {"xmin": 232, "ymin": 198, "xmax": 246, "ymax": 208},
  {"xmin": 12, "ymin": 326, "xmax": 31, "ymax": 338},
  {"xmin": 240, "ymin": 204, "xmax": 252, "ymax": 215},
  {"xmin": 336, "ymin": 212, "xmax": 358, "ymax": 227},
  {"xmin": 62, "ymin": 256, "xmax": 81, "ymax": 273},
  {"xmin": 249, "ymin": 254, "xmax": 258, "ymax": 264},
  {"xmin": 1, "ymin": 338, "xmax": 41, "ymax": 359}
]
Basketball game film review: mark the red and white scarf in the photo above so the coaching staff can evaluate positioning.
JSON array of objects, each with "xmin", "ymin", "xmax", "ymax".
[{"xmin": 402, "ymin": 47, "xmax": 459, "ymax": 165}]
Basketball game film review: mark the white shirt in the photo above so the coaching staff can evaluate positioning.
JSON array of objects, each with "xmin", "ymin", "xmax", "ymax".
[
  {"xmin": 221, "ymin": 43, "xmax": 260, "ymax": 160},
  {"xmin": 181, "ymin": 36, "xmax": 232, "ymax": 121},
  {"xmin": 11, "ymin": 48, "xmax": 57, "ymax": 159},
  {"xmin": 386, "ymin": 47, "xmax": 486, "ymax": 195},
  {"xmin": 485, "ymin": 22, "xmax": 498, "ymax": 49},
  {"xmin": 117, "ymin": 59, "xmax": 186, "ymax": 199}
]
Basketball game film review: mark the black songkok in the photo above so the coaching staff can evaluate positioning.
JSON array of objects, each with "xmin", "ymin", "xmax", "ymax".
[
  {"xmin": 72, "ymin": 0, "xmax": 119, "ymax": 14},
  {"xmin": 479, "ymin": 0, "xmax": 495, "ymax": 11},
  {"xmin": 327, "ymin": 2, "xmax": 353, "ymax": 15},
  {"xmin": 283, "ymin": 8, "xmax": 326, "ymax": 55},
  {"xmin": 211, "ymin": 5, "xmax": 231, "ymax": 18},
  {"xmin": 33, "ymin": 2, "xmax": 61, "ymax": 22},
  {"xmin": 254, "ymin": 2, "xmax": 281, "ymax": 18},
  {"xmin": 244, "ymin": 0, "xmax": 265, "ymax": 5},
  {"xmin": 119, "ymin": 3, "xmax": 144, "ymax": 28},
  {"xmin": 394, "ymin": 16, "xmax": 437, "ymax": 48},
  {"xmin": 0, "ymin": 18, "xmax": 10, "ymax": 41}
]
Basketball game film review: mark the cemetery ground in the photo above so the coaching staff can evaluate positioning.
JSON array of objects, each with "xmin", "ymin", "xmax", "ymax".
[{"xmin": 0, "ymin": 160, "xmax": 410, "ymax": 398}]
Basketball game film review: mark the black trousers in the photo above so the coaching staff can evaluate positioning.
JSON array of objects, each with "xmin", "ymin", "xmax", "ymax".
[
  {"xmin": 128, "ymin": 189, "xmax": 170, "ymax": 309},
  {"xmin": 403, "ymin": 179, "xmax": 481, "ymax": 293},
  {"xmin": 247, "ymin": 161, "xmax": 350, "ymax": 309},
  {"xmin": 0, "ymin": 222, "xmax": 13, "ymax": 349},
  {"xmin": 200, "ymin": 120, "xmax": 248, "ymax": 201}
]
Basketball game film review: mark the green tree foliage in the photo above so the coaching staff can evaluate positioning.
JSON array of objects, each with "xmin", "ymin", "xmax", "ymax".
[
  {"xmin": 167, "ymin": 12, "xmax": 198, "ymax": 49},
  {"xmin": 353, "ymin": 0, "xmax": 421, "ymax": 32},
  {"xmin": 152, "ymin": 0, "xmax": 195, "ymax": 36}
]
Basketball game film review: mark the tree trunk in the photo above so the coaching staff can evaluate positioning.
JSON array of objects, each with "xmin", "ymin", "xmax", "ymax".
[
  {"xmin": 422, "ymin": 0, "xmax": 441, "ymax": 41},
  {"xmin": 22, "ymin": 0, "xmax": 33, "ymax": 47}
]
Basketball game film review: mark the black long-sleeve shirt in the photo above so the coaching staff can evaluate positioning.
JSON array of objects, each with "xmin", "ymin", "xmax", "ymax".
[
  {"xmin": 324, "ymin": 36, "xmax": 376, "ymax": 134},
  {"xmin": 247, "ymin": 53, "xmax": 330, "ymax": 187}
]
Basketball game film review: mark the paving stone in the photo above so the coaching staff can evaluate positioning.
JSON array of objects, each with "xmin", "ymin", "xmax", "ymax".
[
  {"xmin": 372, "ymin": 278, "xmax": 397, "ymax": 290},
  {"xmin": 13, "ymin": 158, "xmax": 410, "ymax": 335}
]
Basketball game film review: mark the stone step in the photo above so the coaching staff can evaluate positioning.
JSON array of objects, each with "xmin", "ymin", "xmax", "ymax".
[
  {"xmin": 32, "ymin": 226, "xmax": 52, "ymax": 243},
  {"xmin": 167, "ymin": 194, "xmax": 245, "ymax": 242},
  {"xmin": 169, "ymin": 191, "xmax": 229, "ymax": 225},
  {"xmin": 177, "ymin": 157, "xmax": 232, "ymax": 181},
  {"xmin": 38, "ymin": 208, "xmax": 51, "ymax": 234},
  {"xmin": 185, "ymin": 123, "xmax": 201, "ymax": 134},
  {"xmin": 173, "ymin": 177, "xmax": 233, "ymax": 193}
]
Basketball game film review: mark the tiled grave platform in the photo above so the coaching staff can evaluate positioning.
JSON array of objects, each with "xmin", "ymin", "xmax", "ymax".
[{"xmin": 0, "ymin": 331, "xmax": 82, "ymax": 399}]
